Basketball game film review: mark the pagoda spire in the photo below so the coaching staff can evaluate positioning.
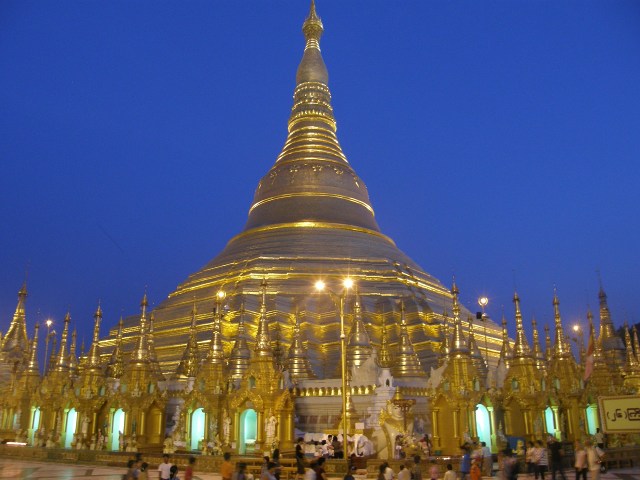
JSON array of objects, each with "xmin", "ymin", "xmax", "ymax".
[
  {"xmin": 243, "ymin": 1, "xmax": 379, "ymax": 233},
  {"xmin": 468, "ymin": 314, "xmax": 488, "ymax": 379},
  {"xmin": 229, "ymin": 305, "xmax": 251, "ymax": 380},
  {"xmin": 107, "ymin": 317, "xmax": 124, "ymax": 378},
  {"xmin": 68, "ymin": 329, "xmax": 78, "ymax": 377},
  {"xmin": 205, "ymin": 294, "xmax": 226, "ymax": 366},
  {"xmin": 53, "ymin": 311, "xmax": 71, "ymax": 372},
  {"xmin": 596, "ymin": 281, "xmax": 626, "ymax": 371},
  {"xmin": 552, "ymin": 289, "xmax": 571, "ymax": 357},
  {"xmin": 598, "ymin": 282, "xmax": 616, "ymax": 340},
  {"xmin": 148, "ymin": 312, "xmax": 164, "ymax": 380},
  {"xmin": 346, "ymin": 289, "xmax": 373, "ymax": 370},
  {"xmin": 177, "ymin": 301, "xmax": 200, "ymax": 378},
  {"xmin": 438, "ymin": 308, "xmax": 451, "ymax": 366},
  {"xmin": 633, "ymin": 325, "xmax": 640, "ymax": 364},
  {"xmin": 498, "ymin": 314, "xmax": 512, "ymax": 368},
  {"xmin": 48, "ymin": 336, "xmax": 57, "ymax": 374},
  {"xmin": 512, "ymin": 291, "xmax": 531, "ymax": 358},
  {"xmin": 131, "ymin": 293, "xmax": 150, "ymax": 363},
  {"xmin": 531, "ymin": 316, "xmax": 545, "ymax": 369},
  {"xmin": 624, "ymin": 322, "xmax": 638, "ymax": 370},
  {"xmin": 254, "ymin": 279, "xmax": 273, "ymax": 357},
  {"xmin": 1, "ymin": 282, "xmax": 29, "ymax": 357},
  {"xmin": 24, "ymin": 323, "xmax": 40, "ymax": 376},
  {"xmin": 286, "ymin": 311, "xmax": 315, "ymax": 380},
  {"xmin": 623, "ymin": 322, "xmax": 640, "ymax": 391},
  {"xmin": 378, "ymin": 312, "xmax": 392, "ymax": 369},
  {"xmin": 450, "ymin": 281, "xmax": 469, "ymax": 355},
  {"xmin": 86, "ymin": 303, "xmax": 103, "ymax": 370},
  {"xmin": 544, "ymin": 324, "xmax": 552, "ymax": 363},
  {"xmin": 392, "ymin": 301, "xmax": 423, "ymax": 377}
]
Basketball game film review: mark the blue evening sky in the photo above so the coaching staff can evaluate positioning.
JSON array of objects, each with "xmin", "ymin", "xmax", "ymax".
[{"xmin": 1, "ymin": 1, "xmax": 639, "ymax": 348}]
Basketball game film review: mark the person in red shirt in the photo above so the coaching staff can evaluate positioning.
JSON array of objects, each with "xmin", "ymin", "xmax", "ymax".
[{"xmin": 184, "ymin": 456, "xmax": 196, "ymax": 480}]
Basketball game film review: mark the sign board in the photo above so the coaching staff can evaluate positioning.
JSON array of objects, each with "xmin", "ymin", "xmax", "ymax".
[{"xmin": 597, "ymin": 395, "xmax": 640, "ymax": 433}]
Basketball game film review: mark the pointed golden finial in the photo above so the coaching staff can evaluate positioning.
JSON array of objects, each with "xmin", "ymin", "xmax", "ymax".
[
  {"xmin": 87, "ymin": 302, "xmax": 102, "ymax": 369},
  {"xmin": 205, "ymin": 295, "xmax": 226, "ymax": 366},
  {"xmin": 633, "ymin": 325, "xmax": 640, "ymax": 364},
  {"xmin": 439, "ymin": 306, "xmax": 451, "ymax": 366},
  {"xmin": 624, "ymin": 322, "xmax": 638, "ymax": 370},
  {"xmin": 346, "ymin": 288, "xmax": 373, "ymax": 370},
  {"xmin": 25, "ymin": 323, "xmax": 40, "ymax": 375},
  {"xmin": 450, "ymin": 280, "xmax": 469, "ymax": 355},
  {"xmin": 287, "ymin": 310, "xmax": 315, "ymax": 380},
  {"xmin": 531, "ymin": 315, "xmax": 545, "ymax": 369},
  {"xmin": 451, "ymin": 277, "xmax": 460, "ymax": 320},
  {"xmin": 512, "ymin": 291, "xmax": 531, "ymax": 358},
  {"xmin": 255, "ymin": 279, "xmax": 273, "ymax": 356},
  {"xmin": 107, "ymin": 316, "xmax": 125, "ymax": 378},
  {"xmin": 302, "ymin": 0, "xmax": 324, "ymax": 48},
  {"xmin": 229, "ymin": 302, "xmax": 251, "ymax": 380},
  {"xmin": 1, "ymin": 282, "xmax": 29, "ymax": 354},
  {"xmin": 177, "ymin": 298, "xmax": 200, "ymax": 378},
  {"xmin": 392, "ymin": 300, "xmax": 423, "ymax": 377},
  {"xmin": 296, "ymin": 0, "xmax": 329, "ymax": 85},
  {"xmin": 53, "ymin": 311, "xmax": 71, "ymax": 372},
  {"xmin": 378, "ymin": 308, "xmax": 392, "ymax": 369}
]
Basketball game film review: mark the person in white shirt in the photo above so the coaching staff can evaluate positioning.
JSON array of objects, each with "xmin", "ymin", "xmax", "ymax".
[
  {"xmin": 573, "ymin": 441, "xmax": 587, "ymax": 480},
  {"xmin": 443, "ymin": 464, "xmax": 456, "ymax": 480},
  {"xmin": 481, "ymin": 441, "xmax": 492, "ymax": 477},
  {"xmin": 585, "ymin": 439, "xmax": 605, "ymax": 480},
  {"xmin": 383, "ymin": 462, "xmax": 394, "ymax": 480},
  {"xmin": 397, "ymin": 464, "xmax": 411, "ymax": 480},
  {"xmin": 158, "ymin": 454, "xmax": 173, "ymax": 480}
]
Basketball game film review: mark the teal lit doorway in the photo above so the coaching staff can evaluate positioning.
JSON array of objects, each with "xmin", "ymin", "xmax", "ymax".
[
  {"xmin": 111, "ymin": 409, "xmax": 125, "ymax": 451},
  {"xmin": 64, "ymin": 408, "xmax": 77, "ymax": 448},
  {"xmin": 239, "ymin": 409, "xmax": 257, "ymax": 454},
  {"xmin": 191, "ymin": 408, "xmax": 205, "ymax": 450}
]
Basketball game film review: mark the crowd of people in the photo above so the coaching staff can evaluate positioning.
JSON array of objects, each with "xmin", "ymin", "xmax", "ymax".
[
  {"xmin": 123, "ymin": 452, "xmax": 197, "ymax": 480},
  {"xmin": 120, "ymin": 431, "xmax": 610, "ymax": 480}
]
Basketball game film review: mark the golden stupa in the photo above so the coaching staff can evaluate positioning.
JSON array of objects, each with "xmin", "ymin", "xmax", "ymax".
[{"xmin": 102, "ymin": 2, "xmax": 502, "ymax": 385}]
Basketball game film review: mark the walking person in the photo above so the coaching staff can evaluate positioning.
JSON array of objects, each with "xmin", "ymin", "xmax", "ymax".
[
  {"xmin": 411, "ymin": 456, "xmax": 423, "ymax": 480},
  {"xmin": 585, "ymin": 439, "xmax": 605, "ymax": 480},
  {"xmin": 548, "ymin": 437, "xmax": 567, "ymax": 480},
  {"xmin": 158, "ymin": 455, "xmax": 173, "ymax": 480},
  {"xmin": 481, "ymin": 441, "xmax": 493, "ymax": 477},
  {"xmin": 534, "ymin": 440, "xmax": 548, "ymax": 480},
  {"xmin": 295, "ymin": 438, "xmax": 306, "ymax": 480},
  {"xmin": 573, "ymin": 441, "xmax": 587, "ymax": 480},
  {"xmin": 221, "ymin": 453, "xmax": 234, "ymax": 480},
  {"xmin": 460, "ymin": 446, "xmax": 471, "ymax": 480},
  {"xmin": 443, "ymin": 464, "xmax": 457, "ymax": 480},
  {"xmin": 525, "ymin": 441, "xmax": 536, "ymax": 477},
  {"xmin": 184, "ymin": 457, "xmax": 196, "ymax": 480}
]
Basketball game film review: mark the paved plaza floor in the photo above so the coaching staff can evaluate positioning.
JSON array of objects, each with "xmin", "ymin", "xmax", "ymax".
[{"xmin": 0, "ymin": 458, "xmax": 638, "ymax": 480}]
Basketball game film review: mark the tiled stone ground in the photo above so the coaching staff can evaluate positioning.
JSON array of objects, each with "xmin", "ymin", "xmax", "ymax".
[{"xmin": 0, "ymin": 459, "xmax": 638, "ymax": 480}]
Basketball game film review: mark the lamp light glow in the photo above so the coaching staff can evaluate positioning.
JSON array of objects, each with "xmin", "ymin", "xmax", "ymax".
[
  {"xmin": 478, "ymin": 296, "xmax": 489, "ymax": 307},
  {"xmin": 343, "ymin": 278, "xmax": 354, "ymax": 289},
  {"xmin": 314, "ymin": 280, "xmax": 326, "ymax": 292}
]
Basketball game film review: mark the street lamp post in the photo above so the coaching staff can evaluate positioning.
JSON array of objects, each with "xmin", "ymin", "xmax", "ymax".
[
  {"xmin": 478, "ymin": 297, "xmax": 489, "ymax": 363},
  {"xmin": 314, "ymin": 278, "xmax": 353, "ymax": 461},
  {"xmin": 43, "ymin": 319, "xmax": 53, "ymax": 372}
]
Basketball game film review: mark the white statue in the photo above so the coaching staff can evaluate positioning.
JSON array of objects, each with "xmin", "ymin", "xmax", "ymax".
[
  {"xmin": 265, "ymin": 413, "xmax": 278, "ymax": 444},
  {"xmin": 222, "ymin": 409, "xmax": 231, "ymax": 445},
  {"xmin": 81, "ymin": 415, "xmax": 90, "ymax": 435}
]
